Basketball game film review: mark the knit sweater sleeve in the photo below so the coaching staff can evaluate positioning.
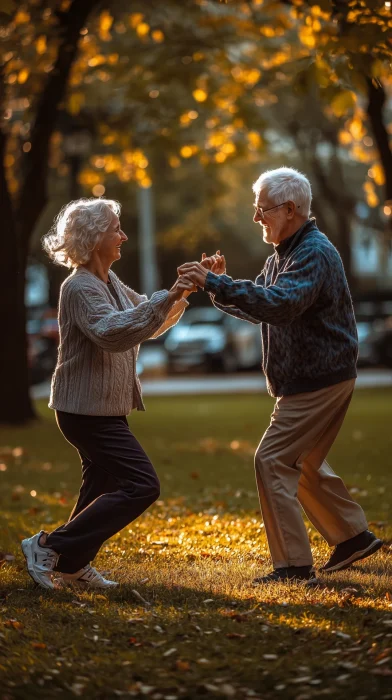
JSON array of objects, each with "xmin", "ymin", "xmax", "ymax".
[
  {"xmin": 111, "ymin": 272, "xmax": 189, "ymax": 339},
  {"xmin": 209, "ymin": 300, "xmax": 261, "ymax": 325},
  {"xmin": 209, "ymin": 268, "xmax": 265, "ymax": 325},
  {"xmin": 66, "ymin": 281, "xmax": 173, "ymax": 352},
  {"xmin": 149, "ymin": 298, "xmax": 189, "ymax": 339},
  {"xmin": 204, "ymin": 247, "xmax": 328, "ymax": 326}
]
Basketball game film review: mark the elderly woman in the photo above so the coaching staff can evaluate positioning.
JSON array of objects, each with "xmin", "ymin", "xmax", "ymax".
[{"xmin": 21, "ymin": 197, "xmax": 195, "ymax": 590}]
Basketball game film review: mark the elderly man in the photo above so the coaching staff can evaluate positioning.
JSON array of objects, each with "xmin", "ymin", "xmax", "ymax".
[{"xmin": 178, "ymin": 167, "xmax": 383, "ymax": 584}]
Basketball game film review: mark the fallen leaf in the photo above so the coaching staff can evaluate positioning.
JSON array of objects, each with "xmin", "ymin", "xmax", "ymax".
[
  {"xmin": 31, "ymin": 642, "xmax": 47, "ymax": 650},
  {"xmin": 4, "ymin": 620, "xmax": 23, "ymax": 630},
  {"xmin": 163, "ymin": 647, "xmax": 177, "ymax": 657},
  {"xmin": 70, "ymin": 683, "xmax": 85, "ymax": 696},
  {"xmin": 131, "ymin": 589, "xmax": 151, "ymax": 606},
  {"xmin": 336, "ymin": 674, "xmax": 351, "ymax": 682},
  {"xmin": 0, "ymin": 553, "xmax": 15, "ymax": 563},
  {"xmin": 371, "ymin": 668, "xmax": 392, "ymax": 676},
  {"xmin": 128, "ymin": 637, "xmax": 143, "ymax": 647},
  {"xmin": 175, "ymin": 660, "xmax": 190, "ymax": 671},
  {"xmin": 335, "ymin": 631, "xmax": 351, "ymax": 641}
]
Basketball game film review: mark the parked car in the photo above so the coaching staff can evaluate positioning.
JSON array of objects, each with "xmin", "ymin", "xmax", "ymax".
[
  {"xmin": 357, "ymin": 316, "xmax": 392, "ymax": 367},
  {"xmin": 355, "ymin": 298, "xmax": 392, "ymax": 367},
  {"xmin": 164, "ymin": 306, "xmax": 261, "ymax": 373},
  {"xmin": 27, "ymin": 308, "xmax": 59, "ymax": 386}
]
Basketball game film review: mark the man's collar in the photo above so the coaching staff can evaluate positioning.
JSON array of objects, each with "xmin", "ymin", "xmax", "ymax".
[{"xmin": 274, "ymin": 218, "xmax": 316, "ymax": 257}]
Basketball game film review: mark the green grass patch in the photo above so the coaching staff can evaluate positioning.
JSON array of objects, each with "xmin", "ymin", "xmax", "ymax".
[{"xmin": 0, "ymin": 390, "xmax": 391, "ymax": 699}]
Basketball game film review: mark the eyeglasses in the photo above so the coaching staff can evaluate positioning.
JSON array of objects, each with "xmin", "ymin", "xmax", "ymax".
[{"xmin": 253, "ymin": 201, "xmax": 298, "ymax": 218}]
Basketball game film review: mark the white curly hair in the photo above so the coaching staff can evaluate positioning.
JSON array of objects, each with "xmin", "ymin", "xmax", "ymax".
[{"xmin": 42, "ymin": 197, "xmax": 121, "ymax": 268}]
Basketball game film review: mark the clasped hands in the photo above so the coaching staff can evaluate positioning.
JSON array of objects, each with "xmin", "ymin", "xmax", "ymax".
[
  {"xmin": 170, "ymin": 250, "xmax": 226, "ymax": 299},
  {"xmin": 169, "ymin": 251, "xmax": 226, "ymax": 301}
]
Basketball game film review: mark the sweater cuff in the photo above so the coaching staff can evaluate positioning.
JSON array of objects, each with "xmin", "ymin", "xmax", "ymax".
[
  {"xmin": 149, "ymin": 289, "xmax": 172, "ymax": 319},
  {"xmin": 173, "ymin": 297, "xmax": 189, "ymax": 309},
  {"xmin": 204, "ymin": 271, "xmax": 221, "ymax": 294}
]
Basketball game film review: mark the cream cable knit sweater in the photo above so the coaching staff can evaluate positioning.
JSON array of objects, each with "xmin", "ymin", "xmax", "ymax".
[{"xmin": 49, "ymin": 267, "xmax": 188, "ymax": 416}]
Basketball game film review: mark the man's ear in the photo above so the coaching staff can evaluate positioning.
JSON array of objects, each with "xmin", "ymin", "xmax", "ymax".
[{"xmin": 287, "ymin": 201, "xmax": 296, "ymax": 219}]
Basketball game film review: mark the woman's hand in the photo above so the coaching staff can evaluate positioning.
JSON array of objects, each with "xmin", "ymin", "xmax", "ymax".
[
  {"xmin": 176, "ymin": 262, "xmax": 209, "ymax": 289},
  {"xmin": 168, "ymin": 275, "xmax": 197, "ymax": 303}
]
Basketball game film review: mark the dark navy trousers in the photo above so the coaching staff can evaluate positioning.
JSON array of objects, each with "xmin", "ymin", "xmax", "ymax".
[{"xmin": 46, "ymin": 411, "xmax": 160, "ymax": 573}]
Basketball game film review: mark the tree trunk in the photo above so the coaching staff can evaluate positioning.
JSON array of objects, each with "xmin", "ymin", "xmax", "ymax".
[
  {"xmin": 0, "ymin": 131, "xmax": 36, "ymax": 424},
  {"xmin": 310, "ymin": 152, "xmax": 356, "ymax": 292},
  {"xmin": 366, "ymin": 78, "xmax": 392, "ymax": 211},
  {"xmin": 0, "ymin": 0, "xmax": 103, "ymax": 425},
  {"xmin": 287, "ymin": 117, "xmax": 356, "ymax": 292}
]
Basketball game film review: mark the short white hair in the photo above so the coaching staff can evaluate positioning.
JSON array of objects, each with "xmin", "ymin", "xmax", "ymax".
[
  {"xmin": 253, "ymin": 167, "xmax": 312, "ymax": 217},
  {"xmin": 42, "ymin": 197, "xmax": 121, "ymax": 268}
]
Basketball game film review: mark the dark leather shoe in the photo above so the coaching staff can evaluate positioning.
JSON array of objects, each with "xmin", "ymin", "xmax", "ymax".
[
  {"xmin": 253, "ymin": 565, "xmax": 318, "ymax": 585},
  {"xmin": 320, "ymin": 530, "xmax": 383, "ymax": 573}
]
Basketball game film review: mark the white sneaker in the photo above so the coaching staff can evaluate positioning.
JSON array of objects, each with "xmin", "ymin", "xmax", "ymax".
[
  {"xmin": 21, "ymin": 530, "xmax": 59, "ymax": 590},
  {"xmin": 57, "ymin": 565, "xmax": 119, "ymax": 589}
]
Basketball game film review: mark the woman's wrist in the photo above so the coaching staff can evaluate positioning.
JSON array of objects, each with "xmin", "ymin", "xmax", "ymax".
[{"xmin": 182, "ymin": 289, "xmax": 194, "ymax": 299}]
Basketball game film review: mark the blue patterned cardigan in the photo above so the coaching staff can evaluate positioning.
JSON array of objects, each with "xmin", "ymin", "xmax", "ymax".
[{"xmin": 204, "ymin": 219, "xmax": 358, "ymax": 397}]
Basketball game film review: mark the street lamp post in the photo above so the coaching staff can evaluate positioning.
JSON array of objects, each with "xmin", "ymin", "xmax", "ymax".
[{"xmin": 137, "ymin": 184, "xmax": 159, "ymax": 296}]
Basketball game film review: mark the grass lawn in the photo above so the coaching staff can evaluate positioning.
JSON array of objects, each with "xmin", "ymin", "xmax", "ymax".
[{"xmin": 0, "ymin": 389, "xmax": 391, "ymax": 700}]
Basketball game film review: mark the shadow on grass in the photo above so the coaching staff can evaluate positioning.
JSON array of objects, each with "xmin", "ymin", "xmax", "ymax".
[{"xmin": 2, "ymin": 576, "xmax": 392, "ymax": 699}]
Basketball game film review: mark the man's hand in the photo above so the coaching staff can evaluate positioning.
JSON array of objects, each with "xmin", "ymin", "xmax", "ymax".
[
  {"xmin": 211, "ymin": 251, "xmax": 226, "ymax": 275},
  {"xmin": 200, "ymin": 251, "xmax": 226, "ymax": 275},
  {"xmin": 177, "ymin": 261, "xmax": 209, "ymax": 289}
]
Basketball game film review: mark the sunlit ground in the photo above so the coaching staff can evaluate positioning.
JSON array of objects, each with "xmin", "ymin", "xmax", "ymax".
[{"xmin": 0, "ymin": 391, "xmax": 391, "ymax": 699}]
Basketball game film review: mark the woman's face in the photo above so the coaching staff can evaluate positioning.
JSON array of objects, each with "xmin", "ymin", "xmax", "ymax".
[{"xmin": 97, "ymin": 215, "xmax": 128, "ymax": 263}]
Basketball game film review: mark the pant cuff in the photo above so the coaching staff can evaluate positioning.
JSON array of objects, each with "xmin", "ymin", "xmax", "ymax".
[
  {"xmin": 330, "ymin": 523, "xmax": 368, "ymax": 547},
  {"xmin": 273, "ymin": 558, "xmax": 314, "ymax": 568}
]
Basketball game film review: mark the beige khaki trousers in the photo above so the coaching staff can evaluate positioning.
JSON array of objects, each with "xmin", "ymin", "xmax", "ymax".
[{"xmin": 254, "ymin": 379, "xmax": 368, "ymax": 568}]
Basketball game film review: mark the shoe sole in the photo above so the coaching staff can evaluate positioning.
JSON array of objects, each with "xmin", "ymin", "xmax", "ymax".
[
  {"xmin": 253, "ymin": 576, "xmax": 319, "ymax": 586},
  {"xmin": 62, "ymin": 581, "xmax": 119, "ymax": 589},
  {"xmin": 21, "ymin": 539, "xmax": 55, "ymax": 590},
  {"xmin": 321, "ymin": 538, "xmax": 384, "ymax": 573}
]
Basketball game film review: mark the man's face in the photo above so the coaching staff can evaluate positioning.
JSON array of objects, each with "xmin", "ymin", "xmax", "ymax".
[{"xmin": 253, "ymin": 189, "xmax": 291, "ymax": 245}]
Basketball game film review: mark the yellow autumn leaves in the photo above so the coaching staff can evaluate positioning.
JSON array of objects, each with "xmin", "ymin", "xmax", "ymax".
[
  {"xmin": 96, "ymin": 11, "xmax": 165, "ymax": 43},
  {"xmin": 79, "ymin": 147, "xmax": 152, "ymax": 192},
  {"xmin": 333, "ymin": 97, "xmax": 385, "ymax": 208}
]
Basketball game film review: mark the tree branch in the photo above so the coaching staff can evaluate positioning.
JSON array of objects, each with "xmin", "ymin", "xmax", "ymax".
[{"xmin": 16, "ymin": 0, "xmax": 104, "ymax": 252}]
